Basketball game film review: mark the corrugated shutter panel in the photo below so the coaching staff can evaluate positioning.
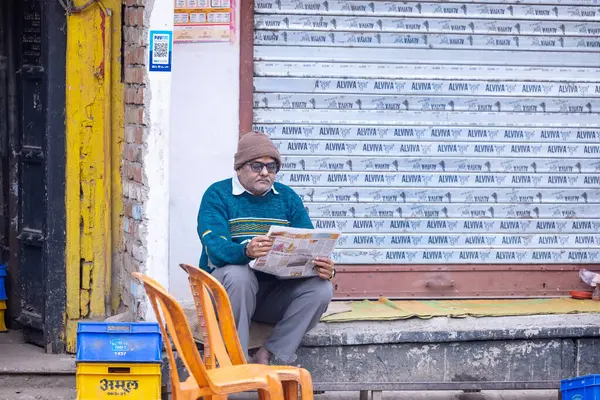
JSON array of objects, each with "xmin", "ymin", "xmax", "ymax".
[{"xmin": 252, "ymin": 1, "xmax": 600, "ymax": 269}]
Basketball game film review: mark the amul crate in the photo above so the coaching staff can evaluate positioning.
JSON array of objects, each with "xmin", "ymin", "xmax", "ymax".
[
  {"xmin": 0, "ymin": 265, "xmax": 6, "ymax": 332},
  {"xmin": 76, "ymin": 363, "xmax": 161, "ymax": 399},
  {"xmin": 76, "ymin": 322, "xmax": 162, "ymax": 363},
  {"xmin": 561, "ymin": 374, "xmax": 600, "ymax": 400},
  {"xmin": 0, "ymin": 300, "xmax": 6, "ymax": 332}
]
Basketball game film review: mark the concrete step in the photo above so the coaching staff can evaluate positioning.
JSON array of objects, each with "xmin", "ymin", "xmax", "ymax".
[
  {"xmin": 0, "ymin": 331, "xmax": 76, "ymax": 375},
  {"xmin": 0, "ymin": 387, "xmax": 76, "ymax": 400},
  {"xmin": 0, "ymin": 374, "xmax": 75, "ymax": 389},
  {"xmin": 0, "ymin": 330, "xmax": 77, "ymax": 398},
  {"xmin": 229, "ymin": 390, "xmax": 559, "ymax": 399}
]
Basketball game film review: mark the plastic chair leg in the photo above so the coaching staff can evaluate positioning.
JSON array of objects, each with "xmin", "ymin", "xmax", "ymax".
[
  {"xmin": 283, "ymin": 381, "xmax": 299, "ymax": 400},
  {"xmin": 259, "ymin": 373, "xmax": 284, "ymax": 400}
]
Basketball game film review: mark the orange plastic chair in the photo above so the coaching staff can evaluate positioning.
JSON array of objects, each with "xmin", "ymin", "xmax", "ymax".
[
  {"xmin": 179, "ymin": 263, "xmax": 314, "ymax": 400},
  {"xmin": 131, "ymin": 272, "xmax": 286, "ymax": 400}
]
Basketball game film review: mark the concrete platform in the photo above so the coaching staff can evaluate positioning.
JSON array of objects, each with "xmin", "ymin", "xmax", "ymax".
[
  {"xmin": 0, "ymin": 330, "xmax": 76, "ymax": 397},
  {"xmin": 160, "ymin": 312, "xmax": 596, "ymax": 397},
  {"xmin": 0, "ymin": 388, "xmax": 76, "ymax": 400},
  {"xmin": 230, "ymin": 390, "xmax": 558, "ymax": 399},
  {"xmin": 0, "ymin": 330, "xmax": 76, "ymax": 375},
  {"xmin": 294, "ymin": 313, "xmax": 600, "ymax": 393},
  {"xmin": 301, "ymin": 313, "xmax": 600, "ymax": 347},
  {"xmin": 0, "ymin": 388, "xmax": 559, "ymax": 400},
  {"xmin": 1, "ymin": 312, "xmax": 591, "ymax": 399}
]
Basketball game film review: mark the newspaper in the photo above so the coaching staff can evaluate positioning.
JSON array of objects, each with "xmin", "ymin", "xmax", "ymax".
[{"xmin": 250, "ymin": 226, "xmax": 341, "ymax": 279}]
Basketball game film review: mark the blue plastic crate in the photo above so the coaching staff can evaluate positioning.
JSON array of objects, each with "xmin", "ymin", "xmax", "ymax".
[
  {"xmin": 561, "ymin": 374, "xmax": 600, "ymax": 400},
  {"xmin": 0, "ymin": 264, "xmax": 6, "ymax": 301},
  {"xmin": 76, "ymin": 322, "xmax": 162, "ymax": 363}
]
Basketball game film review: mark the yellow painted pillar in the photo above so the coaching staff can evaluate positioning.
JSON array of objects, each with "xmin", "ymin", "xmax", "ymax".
[{"xmin": 65, "ymin": 0, "xmax": 124, "ymax": 353}]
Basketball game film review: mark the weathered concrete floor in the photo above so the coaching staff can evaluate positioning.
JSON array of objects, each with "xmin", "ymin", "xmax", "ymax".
[
  {"xmin": 0, "ymin": 330, "xmax": 76, "ymax": 374},
  {"xmin": 0, "ymin": 388, "xmax": 76, "ymax": 400},
  {"xmin": 0, "ymin": 389, "xmax": 560, "ymax": 400},
  {"xmin": 0, "ymin": 330, "xmax": 76, "ymax": 399},
  {"xmin": 229, "ymin": 390, "xmax": 559, "ymax": 399}
]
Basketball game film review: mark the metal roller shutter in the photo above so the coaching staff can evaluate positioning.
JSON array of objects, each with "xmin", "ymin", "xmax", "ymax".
[{"xmin": 251, "ymin": 0, "xmax": 600, "ymax": 297}]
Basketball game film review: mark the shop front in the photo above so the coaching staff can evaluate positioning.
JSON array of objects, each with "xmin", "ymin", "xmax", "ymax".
[{"xmin": 243, "ymin": 0, "xmax": 600, "ymax": 299}]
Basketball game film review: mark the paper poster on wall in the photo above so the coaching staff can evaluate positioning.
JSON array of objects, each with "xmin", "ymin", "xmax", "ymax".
[{"xmin": 173, "ymin": 0, "xmax": 235, "ymax": 43}]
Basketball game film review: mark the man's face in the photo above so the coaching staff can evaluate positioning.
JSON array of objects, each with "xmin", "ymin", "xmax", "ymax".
[{"xmin": 237, "ymin": 156, "xmax": 279, "ymax": 196}]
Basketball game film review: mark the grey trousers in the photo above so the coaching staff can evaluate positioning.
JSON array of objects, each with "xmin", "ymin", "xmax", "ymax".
[{"xmin": 211, "ymin": 264, "xmax": 333, "ymax": 363}]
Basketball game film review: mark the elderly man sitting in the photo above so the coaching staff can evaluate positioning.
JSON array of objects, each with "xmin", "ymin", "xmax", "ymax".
[{"xmin": 197, "ymin": 131, "xmax": 335, "ymax": 365}]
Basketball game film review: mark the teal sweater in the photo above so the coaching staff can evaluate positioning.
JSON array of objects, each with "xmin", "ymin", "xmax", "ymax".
[{"xmin": 197, "ymin": 178, "xmax": 313, "ymax": 274}]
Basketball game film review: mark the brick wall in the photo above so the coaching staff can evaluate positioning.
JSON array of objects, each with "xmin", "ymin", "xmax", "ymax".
[{"xmin": 118, "ymin": 0, "xmax": 150, "ymax": 318}]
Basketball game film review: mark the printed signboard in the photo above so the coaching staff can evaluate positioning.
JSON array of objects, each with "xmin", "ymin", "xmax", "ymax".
[
  {"xmin": 255, "ymin": 1, "xmax": 600, "ymax": 22},
  {"xmin": 255, "ymin": 93, "xmax": 600, "ymax": 113},
  {"xmin": 312, "ymin": 218, "xmax": 600, "ymax": 233},
  {"xmin": 338, "ymin": 234, "xmax": 600, "ymax": 249},
  {"xmin": 280, "ymin": 156, "xmax": 600, "ymax": 174},
  {"xmin": 273, "ymin": 141, "xmax": 600, "ymax": 158},
  {"xmin": 303, "ymin": 203, "xmax": 598, "ymax": 219},
  {"xmin": 255, "ymin": 15, "xmax": 600, "ymax": 37},
  {"xmin": 255, "ymin": 62, "xmax": 600, "ymax": 82},
  {"xmin": 256, "ymin": 125, "xmax": 600, "ymax": 143},
  {"xmin": 330, "ymin": 249, "xmax": 600, "ymax": 264},
  {"xmin": 294, "ymin": 187, "xmax": 600, "ymax": 204}
]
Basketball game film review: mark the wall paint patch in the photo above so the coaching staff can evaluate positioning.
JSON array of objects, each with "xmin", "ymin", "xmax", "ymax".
[{"xmin": 149, "ymin": 30, "xmax": 173, "ymax": 72}]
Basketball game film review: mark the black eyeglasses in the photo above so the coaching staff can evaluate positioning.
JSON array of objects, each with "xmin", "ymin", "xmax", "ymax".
[{"xmin": 247, "ymin": 161, "xmax": 279, "ymax": 173}]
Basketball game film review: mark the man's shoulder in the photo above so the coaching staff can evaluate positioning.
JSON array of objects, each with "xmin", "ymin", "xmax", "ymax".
[{"xmin": 204, "ymin": 178, "xmax": 233, "ymax": 197}]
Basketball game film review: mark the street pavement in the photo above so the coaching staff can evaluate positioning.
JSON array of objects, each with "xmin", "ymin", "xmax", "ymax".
[
  {"xmin": 229, "ymin": 390, "xmax": 559, "ymax": 399},
  {"xmin": 0, "ymin": 388, "xmax": 560, "ymax": 399}
]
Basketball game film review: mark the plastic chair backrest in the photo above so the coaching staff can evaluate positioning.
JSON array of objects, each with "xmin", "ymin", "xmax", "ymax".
[
  {"xmin": 179, "ymin": 263, "xmax": 247, "ymax": 368},
  {"xmin": 131, "ymin": 272, "xmax": 212, "ymax": 390}
]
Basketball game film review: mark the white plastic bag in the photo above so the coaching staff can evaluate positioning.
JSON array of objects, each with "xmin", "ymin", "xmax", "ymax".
[{"xmin": 579, "ymin": 268, "xmax": 600, "ymax": 287}]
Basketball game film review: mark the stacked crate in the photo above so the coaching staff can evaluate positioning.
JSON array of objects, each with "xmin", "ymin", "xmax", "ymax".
[
  {"xmin": 0, "ymin": 264, "xmax": 6, "ymax": 331},
  {"xmin": 76, "ymin": 322, "xmax": 162, "ymax": 399},
  {"xmin": 561, "ymin": 375, "xmax": 600, "ymax": 400}
]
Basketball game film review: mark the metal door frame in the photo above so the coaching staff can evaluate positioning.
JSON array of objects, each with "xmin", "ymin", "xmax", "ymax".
[
  {"xmin": 1, "ymin": 0, "xmax": 66, "ymax": 353},
  {"xmin": 1, "ymin": 0, "xmax": 20, "ymax": 333},
  {"xmin": 41, "ymin": 0, "xmax": 67, "ymax": 353}
]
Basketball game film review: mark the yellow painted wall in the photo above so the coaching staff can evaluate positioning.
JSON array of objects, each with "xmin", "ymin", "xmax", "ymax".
[{"xmin": 65, "ymin": 0, "xmax": 124, "ymax": 353}]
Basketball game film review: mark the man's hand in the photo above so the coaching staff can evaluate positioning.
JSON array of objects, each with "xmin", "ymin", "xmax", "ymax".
[
  {"xmin": 313, "ymin": 257, "xmax": 335, "ymax": 280},
  {"xmin": 245, "ymin": 236, "xmax": 274, "ymax": 259}
]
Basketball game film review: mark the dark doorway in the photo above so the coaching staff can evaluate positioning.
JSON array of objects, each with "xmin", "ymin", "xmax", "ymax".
[{"xmin": 0, "ymin": 0, "xmax": 67, "ymax": 353}]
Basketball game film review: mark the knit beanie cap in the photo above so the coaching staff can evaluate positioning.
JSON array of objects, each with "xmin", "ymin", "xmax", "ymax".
[{"xmin": 234, "ymin": 131, "xmax": 281, "ymax": 170}]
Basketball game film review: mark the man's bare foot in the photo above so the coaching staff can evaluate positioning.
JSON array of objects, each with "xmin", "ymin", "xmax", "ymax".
[{"xmin": 250, "ymin": 346, "xmax": 272, "ymax": 365}]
